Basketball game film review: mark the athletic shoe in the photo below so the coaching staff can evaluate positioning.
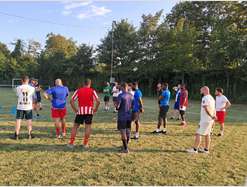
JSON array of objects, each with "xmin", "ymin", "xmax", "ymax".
[
  {"xmin": 12, "ymin": 133, "xmax": 19, "ymax": 140},
  {"xmin": 83, "ymin": 144, "xmax": 90, "ymax": 149},
  {"xmin": 161, "ymin": 130, "xmax": 167, "ymax": 134},
  {"xmin": 187, "ymin": 148, "xmax": 198, "ymax": 154},
  {"xmin": 67, "ymin": 144, "xmax": 74, "ymax": 149},
  {"xmin": 28, "ymin": 134, "xmax": 34, "ymax": 140},
  {"xmin": 121, "ymin": 149, "xmax": 129, "ymax": 154},
  {"xmin": 181, "ymin": 121, "xmax": 188, "ymax": 128},
  {"xmin": 57, "ymin": 135, "xmax": 62, "ymax": 139},
  {"xmin": 217, "ymin": 132, "xmax": 224, "ymax": 136},
  {"xmin": 152, "ymin": 129, "xmax": 161, "ymax": 134},
  {"xmin": 170, "ymin": 117, "xmax": 175, "ymax": 120},
  {"xmin": 198, "ymin": 148, "xmax": 210, "ymax": 154}
]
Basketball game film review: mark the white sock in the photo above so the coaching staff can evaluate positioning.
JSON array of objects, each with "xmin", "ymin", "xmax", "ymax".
[{"xmin": 156, "ymin": 129, "xmax": 160, "ymax": 132}]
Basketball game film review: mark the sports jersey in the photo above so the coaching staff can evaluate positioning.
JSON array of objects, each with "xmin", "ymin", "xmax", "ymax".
[
  {"xmin": 200, "ymin": 95, "xmax": 216, "ymax": 124},
  {"xmin": 71, "ymin": 87, "xmax": 98, "ymax": 115},
  {"xmin": 45, "ymin": 86, "xmax": 69, "ymax": 109},
  {"xmin": 16, "ymin": 84, "xmax": 35, "ymax": 110},
  {"xmin": 133, "ymin": 89, "xmax": 143, "ymax": 112},
  {"xmin": 117, "ymin": 91, "xmax": 133, "ymax": 121},
  {"xmin": 216, "ymin": 95, "xmax": 229, "ymax": 112},
  {"xmin": 180, "ymin": 89, "xmax": 188, "ymax": 107},
  {"xmin": 175, "ymin": 89, "xmax": 181, "ymax": 103},
  {"xmin": 112, "ymin": 86, "xmax": 120, "ymax": 97},
  {"xmin": 103, "ymin": 86, "xmax": 111, "ymax": 97},
  {"xmin": 160, "ymin": 89, "xmax": 171, "ymax": 107}
]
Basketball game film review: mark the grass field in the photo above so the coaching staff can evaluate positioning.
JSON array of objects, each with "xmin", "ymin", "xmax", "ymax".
[{"xmin": 0, "ymin": 87, "xmax": 247, "ymax": 185}]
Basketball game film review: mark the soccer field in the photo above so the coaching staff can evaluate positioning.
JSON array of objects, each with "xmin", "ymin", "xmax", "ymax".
[{"xmin": 0, "ymin": 88, "xmax": 247, "ymax": 185}]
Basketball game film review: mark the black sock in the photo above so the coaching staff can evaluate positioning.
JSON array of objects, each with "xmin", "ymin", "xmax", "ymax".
[
  {"xmin": 204, "ymin": 148, "xmax": 208, "ymax": 151},
  {"xmin": 122, "ymin": 139, "xmax": 128, "ymax": 150},
  {"xmin": 193, "ymin": 148, "xmax": 198, "ymax": 151}
]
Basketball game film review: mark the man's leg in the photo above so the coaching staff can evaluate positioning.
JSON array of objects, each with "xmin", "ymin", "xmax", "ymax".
[
  {"xmin": 54, "ymin": 118, "xmax": 61, "ymax": 138},
  {"xmin": 27, "ymin": 119, "xmax": 32, "ymax": 135},
  {"xmin": 69, "ymin": 124, "xmax": 79, "ymax": 145},
  {"xmin": 135, "ymin": 120, "xmax": 140, "ymax": 138},
  {"xmin": 61, "ymin": 118, "xmax": 66, "ymax": 137},
  {"xmin": 15, "ymin": 119, "xmax": 21, "ymax": 136},
  {"xmin": 205, "ymin": 134, "xmax": 211, "ymax": 151},
  {"xmin": 193, "ymin": 134, "xmax": 201, "ymax": 149},
  {"xmin": 120, "ymin": 129, "xmax": 128, "ymax": 152},
  {"xmin": 83, "ymin": 124, "xmax": 92, "ymax": 146}
]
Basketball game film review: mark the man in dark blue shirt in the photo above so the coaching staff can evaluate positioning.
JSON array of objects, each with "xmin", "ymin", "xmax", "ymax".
[
  {"xmin": 153, "ymin": 83, "xmax": 171, "ymax": 134},
  {"xmin": 117, "ymin": 83, "xmax": 133, "ymax": 153},
  {"xmin": 132, "ymin": 82, "xmax": 144, "ymax": 140}
]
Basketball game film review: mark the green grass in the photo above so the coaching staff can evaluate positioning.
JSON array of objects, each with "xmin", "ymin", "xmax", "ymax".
[{"xmin": 0, "ymin": 87, "xmax": 247, "ymax": 185}]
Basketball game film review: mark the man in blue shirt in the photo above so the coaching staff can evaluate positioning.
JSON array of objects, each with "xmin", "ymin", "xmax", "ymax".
[
  {"xmin": 117, "ymin": 83, "xmax": 133, "ymax": 153},
  {"xmin": 44, "ymin": 79, "xmax": 69, "ymax": 138},
  {"xmin": 153, "ymin": 83, "xmax": 171, "ymax": 134},
  {"xmin": 132, "ymin": 82, "xmax": 144, "ymax": 140}
]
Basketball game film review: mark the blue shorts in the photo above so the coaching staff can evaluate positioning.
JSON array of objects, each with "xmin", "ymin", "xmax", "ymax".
[{"xmin": 174, "ymin": 102, "xmax": 180, "ymax": 110}]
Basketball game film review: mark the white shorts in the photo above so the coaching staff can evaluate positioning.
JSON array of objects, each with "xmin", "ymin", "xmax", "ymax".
[
  {"xmin": 196, "ymin": 121, "xmax": 214, "ymax": 136},
  {"xmin": 180, "ymin": 106, "xmax": 187, "ymax": 111}
]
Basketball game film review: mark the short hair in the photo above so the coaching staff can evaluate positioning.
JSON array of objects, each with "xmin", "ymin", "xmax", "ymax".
[
  {"xmin": 216, "ymin": 87, "xmax": 223, "ymax": 94},
  {"xmin": 22, "ymin": 76, "xmax": 29, "ymax": 82},
  {"xmin": 133, "ymin": 82, "xmax": 139, "ymax": 87},
  {"xmin": 163, "ymin": 83, "xmax": 168, "ymax": 88},
  {"xmin": 121, "ymin": 82, "xmax": 128, "ymax": 89},
  {"xmin": 84, "ymin": 78, "xmax": 91, "ymax": 86}
]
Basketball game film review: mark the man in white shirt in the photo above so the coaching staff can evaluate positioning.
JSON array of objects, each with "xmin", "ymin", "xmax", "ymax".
[
  {"xmin": 14, "ymin": 76, "xmax": 35, "ymax": 140},
  {"xmin": 112, "ymin": 82, "xmax": 121, "ymax": 113},
  {"xmin": 187, "ymin": 86, "xmax": 216, "ymax": 154},
  {"xmin": 214, "ymin": 88, "xmax": 231, "ymax": 136}
]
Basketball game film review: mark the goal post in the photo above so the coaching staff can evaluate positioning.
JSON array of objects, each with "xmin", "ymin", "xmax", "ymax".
[{"xmin": 11, "ymin": 78, "xmax": 22, "ymax": 88}]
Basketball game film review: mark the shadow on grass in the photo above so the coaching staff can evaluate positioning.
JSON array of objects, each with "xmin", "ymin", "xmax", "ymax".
[{"xmin": 0, "ymin": 143, "xmax": 186, "ymax": 154}]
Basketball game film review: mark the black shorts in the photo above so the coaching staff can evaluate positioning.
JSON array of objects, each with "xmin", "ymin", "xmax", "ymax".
[
  {"xmin": 117, "ymin": 120, "xmax": 131, "ymax": 130},
  {"xmin": 104, "ymin": 96, "xmax": 110, "ymax": 102},
  {"xmin": 159, "ymin": 105, "xmax": 169, "ymax": 119},
  {"xmin": 74, "ymin": 114, "xmax": 93, "ymax": 125},
  {"xmin": 16, "ymin": 110, "xmax": 33, "ymax": 120},
  {"xmin": 113, "ymin": 97, "xmax": 118, "ymax": 103},
  {"xmin": 132, "ymin": 111, "xmax": 140, "ymax": 122}
]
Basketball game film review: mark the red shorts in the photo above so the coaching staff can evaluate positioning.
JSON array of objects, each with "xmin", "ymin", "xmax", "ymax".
[
  {"xmin": 51, "ymin": 108, "xmax": 67, "ymax": 119},
  {"xmin": 216, "ymin": 111, "xmax": 226, "ymax": 124}
]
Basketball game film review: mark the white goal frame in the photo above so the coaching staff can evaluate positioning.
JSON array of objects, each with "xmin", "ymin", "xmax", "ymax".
[{"xmin": 11, "ymin": 78, "xmax": 22, "ymax": 88}]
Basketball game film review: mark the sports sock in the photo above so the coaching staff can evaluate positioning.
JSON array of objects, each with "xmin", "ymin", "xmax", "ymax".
[
  {"xmin": 56, "ymin": 128, "xmax": 60, "ymax": 136},
  {"xmin": 83, "ymin": 137, "xmax": 89, "ymax": 145},
  {"xmin": 62, "ymin": 125, "xmax": 66, "ymax": 135},
  {"xmin": 126, "ymin": 128, "xmax": 131, "ymax": 143},
  {"xmin": 122, "ymin": 139, "xmax": 128, "ymax": 150},
  {"xmin": 69, "ymin": 133, "xmax": 76, "ymax": 145}
]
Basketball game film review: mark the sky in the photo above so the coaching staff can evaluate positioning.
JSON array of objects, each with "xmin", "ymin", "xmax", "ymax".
[{"xmin": 0, "ymin": 0, "xmax": 181, "ymax": 49}]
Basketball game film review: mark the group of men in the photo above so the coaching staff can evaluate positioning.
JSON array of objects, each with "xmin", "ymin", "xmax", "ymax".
[{"xmin": 13, "ymin": 75, "xmax": 231, "ymax": 154}]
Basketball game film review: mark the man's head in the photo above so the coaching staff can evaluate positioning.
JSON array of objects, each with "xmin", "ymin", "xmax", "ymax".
[
  {"xmin": 215, "ymin": 87, "xmax": 223, "ymax": 96},
  {"xmin": 128, "ymin": 83, "xmax": 133, "ymax": 91},
  {"xmin": 121, "ymin": 82, "xmax": 129, "ymax": 92},
  {"xmin": 200, "ymin": 86, "xmax": 210, "ymax": 96},
  {"xmin": 177, "ymin": 84, "xmax": 181, "ymax": 89},
  {"xmin": 55, "ymin": 79, "xmax": 63, "ymax": 86},
  {"xmin": 22, "ymin": 76, "xmax": 29, "ymax": 84},
  {"xmin": 115, "ymin": 82, "xmax": 118, "ymax": 86},
  {"xmin": 157, "ymin": 83, "xmax": 162, "ymax": 91},
  {"xmin": 163, "ymin": 83, "xmax": 168, "ymax": 90},
  {"xmin": 133, "ymin": 82, "xmax": 139, "ymax": 90},
  {"xmin": 181, "ymin": 83, "xmax": 186, "ymax": 90},
  {"xmin": 84, "ymin": 79, "xmax": 92, "ymax": 87}
]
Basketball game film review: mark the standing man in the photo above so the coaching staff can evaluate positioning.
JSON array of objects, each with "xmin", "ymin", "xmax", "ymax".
[
  {"xmin": 116, "ymin": 83, "xmax": 133, "ymax": 153},
  {"xmin": 179, "ymin": 84, "xmax": 189, "ymax": 127},
  {"xmin": 215, "ymin": 88, "xmax": 231, "ymax": 136},
  {"xmin": 132, "ymin": 82, "xmax": 144, "ymax": 140},
  {"xmin": 68, "ymin": 79, "xmax": 100, "ymax": 149},
  {"xmin": 152, "ymin": 83, "xmax": 171, "ymax": 134},
  {"xmin": 187, "ymin": 86, "xmax": 216, "ymax": 154},
  {"xmin": 14, "ymin": 76, "xmax": 35, "ymax": 140},
  {"xmin": 112, "ymin": 82, "xmax": 120, "ymax": 113},
  {"xmin": 103, "ymin": 82, "xmax": 111, "ymax": 111},
  {"xmin": 170, "ymin": 84, "xmax": 181, "ymax": 120},
  {"xmin": 44, "ymin": 79, "xmax": 69, "ymax": 138}
]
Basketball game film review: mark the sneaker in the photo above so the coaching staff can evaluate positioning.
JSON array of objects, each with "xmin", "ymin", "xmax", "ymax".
[
  {"xmin": 187, "ymin": 148, "xmax": 198, "ymax": 154},
  {"xmin": 170, "ymin": 117, "xmax": 175, "ymax": 120},
  {"xmin": 67, "ymin": 144, "xmax": 74, "ymax": 149},
  {"xmin": 161, "ymin": 130, "xmax": 167, "ymax": 134},
  {"xmin": 121, "ymin": 149, "xmax": 129, "ymax": 154},
  {"xmin": 152, "ymin": 129, "xmax": 161, "ymax": 134},
  {"xmin": 12, "ymin": 133, "xmax": 19, "ymax": 140},
  {"xmin": 181, "ymin": 121, "xmax": 188, "ymax": 128},
  {"xmin": 83, "ymin": 144, "xmax": 90, "ymax": 149},
  {"xmin": 217, "ymin": 132, "xmax": 224, "ymax": 136},
  {"xmin": 57, "ymin": 135, "xmax": 62, "ymax": 139},
  {"xmin": 198, "ymin": 148, "xmax": 209, "ymax": 154}
]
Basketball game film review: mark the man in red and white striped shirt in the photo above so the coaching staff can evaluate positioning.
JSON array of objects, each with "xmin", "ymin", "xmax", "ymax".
[{"xmin": 68, "ymin": 79, "xmax": 100, "ymax": 148}]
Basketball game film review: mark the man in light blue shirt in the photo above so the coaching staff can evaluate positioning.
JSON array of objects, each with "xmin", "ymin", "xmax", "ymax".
[{"xmin": 153, "ymin": 83, "xmax": 171, "ymax": 134}]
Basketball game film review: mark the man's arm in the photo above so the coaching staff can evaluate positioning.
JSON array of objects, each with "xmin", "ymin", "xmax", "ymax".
[
  {"xmin": 93, "ymin": 97, "xmax": 100, "ymax": 113},
  {"xmin": 203, "ymin": 105, "xmax": 216, "ymax": 120},
  {"xmin": 221, "ymin": 100, "xmax": 231, "ymax": 111},
  {"xmin": 70, "ymin": 98, "xmax": 78, "ymax": 113},
  {"xmin": 43, "ymin": 92, "xmax": 51, "ymax": 100}
]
